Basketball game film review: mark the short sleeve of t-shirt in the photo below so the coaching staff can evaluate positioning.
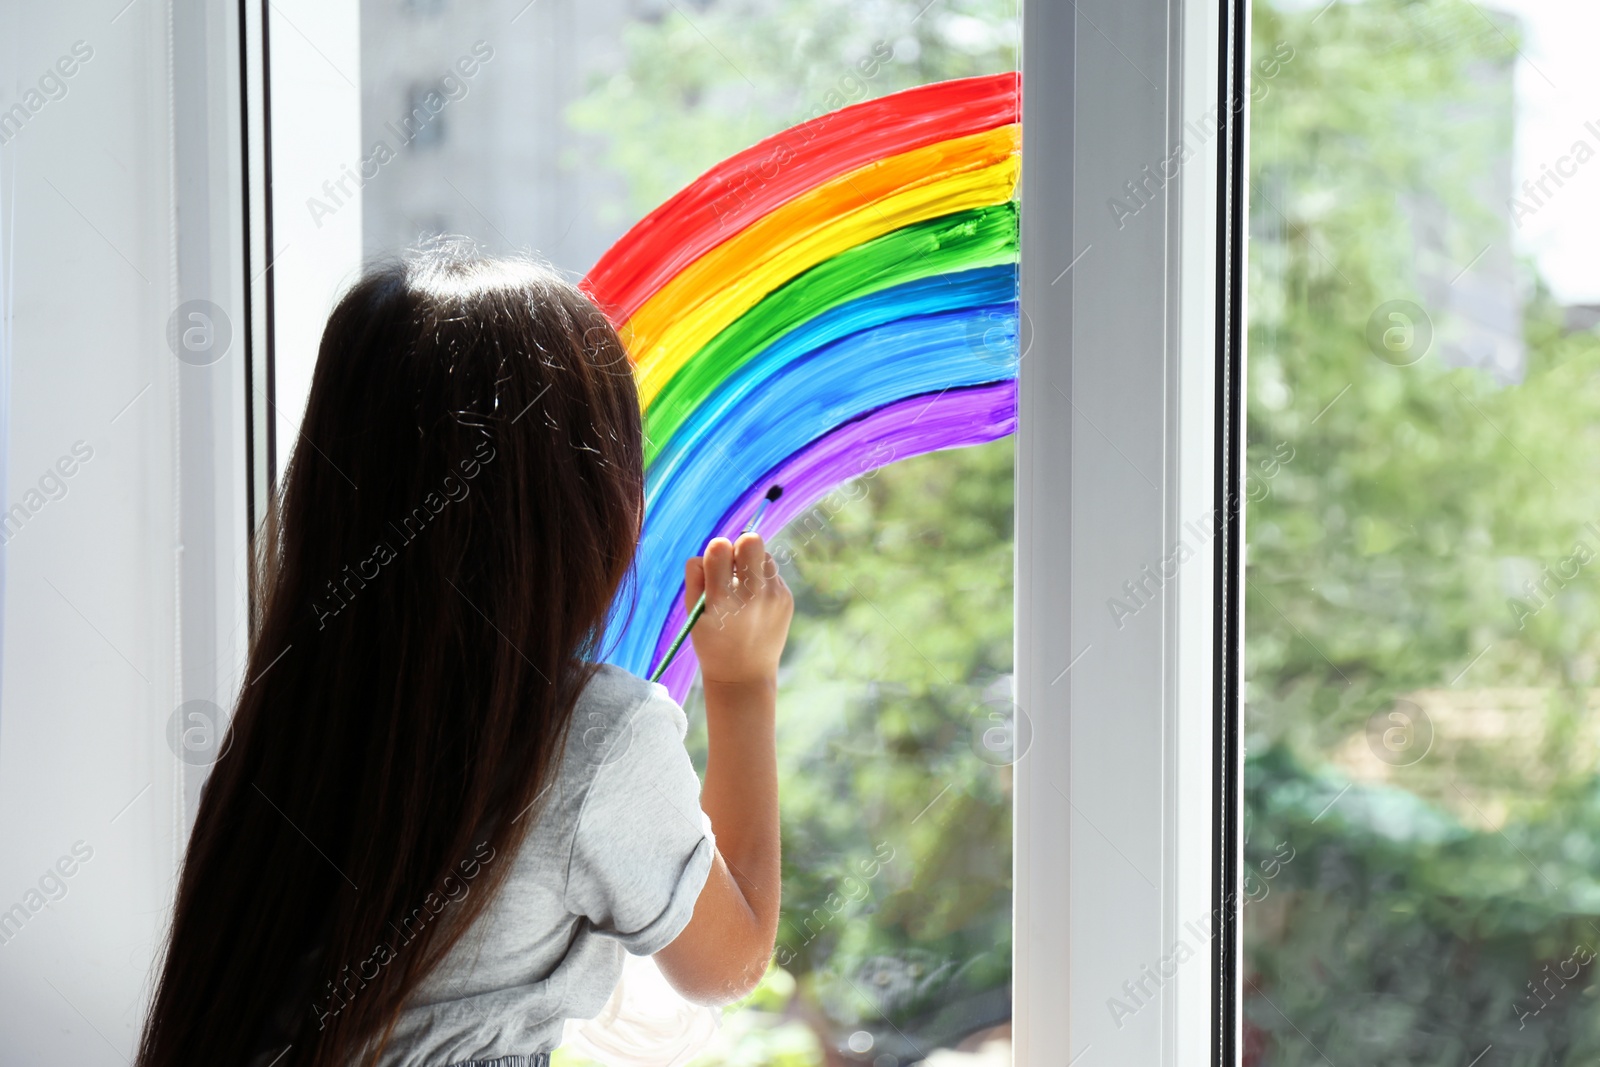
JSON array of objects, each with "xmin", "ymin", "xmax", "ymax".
[{"xmin": 562, "ymin": 686, "xmax": 715, "ymax": 956}]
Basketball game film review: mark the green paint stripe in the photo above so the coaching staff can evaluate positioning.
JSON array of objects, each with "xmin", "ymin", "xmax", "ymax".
[{"xmin": 644, "ymin": 202, "xmax": 1020, "ymax": 464}]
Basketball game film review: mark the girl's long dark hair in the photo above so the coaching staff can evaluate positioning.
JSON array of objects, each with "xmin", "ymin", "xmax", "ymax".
[{"xmin": 135, "ymin": 242, "xmax": 644, "ymax": 1067}]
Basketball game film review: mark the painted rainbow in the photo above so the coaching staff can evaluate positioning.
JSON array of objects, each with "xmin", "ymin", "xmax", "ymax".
[{"xmin": 583, "ymin": 73, "xmax": 1022, "ymax": 701}]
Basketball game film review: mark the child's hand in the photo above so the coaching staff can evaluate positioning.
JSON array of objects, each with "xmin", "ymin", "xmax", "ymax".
[{"xmin": 684, "ymin": 532, "xmax": 793, "ymax": 686}]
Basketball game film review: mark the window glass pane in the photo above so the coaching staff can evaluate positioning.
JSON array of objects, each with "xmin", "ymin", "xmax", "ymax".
[
  {"xmin": 1244, "ymin": 1, "xmax": 1600, "ymax": 1061},
  {"xmin": 358, "ymin": 3, "xmax": 1018, "ymax": 1063}
]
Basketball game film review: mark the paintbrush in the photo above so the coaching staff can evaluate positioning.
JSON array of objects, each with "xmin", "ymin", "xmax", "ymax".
[{"xmin": 648, "ymin": 484, "xmax": 784, "ymax": 684}]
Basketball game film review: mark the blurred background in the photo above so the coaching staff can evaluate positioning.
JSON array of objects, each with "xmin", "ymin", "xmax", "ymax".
[{"xmin": 1241, "ymin": 0, "xmax": 1600, "ymax": 1062}]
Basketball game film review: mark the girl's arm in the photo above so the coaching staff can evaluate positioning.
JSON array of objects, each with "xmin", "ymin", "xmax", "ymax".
[{"xmin": 653, "ymin": 532, "xmax": 791, "ymax": 1005}]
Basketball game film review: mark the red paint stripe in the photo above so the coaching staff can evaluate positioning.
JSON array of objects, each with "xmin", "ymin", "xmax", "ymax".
[{"xmin": 581, "ymin": 72, "xmax": 1020, "ymax": 324}]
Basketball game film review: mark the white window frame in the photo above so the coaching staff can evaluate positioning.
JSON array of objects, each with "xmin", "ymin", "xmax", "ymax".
[
  {"xmin": 0, "ymin": 0, "xmax": 254, "ymax": 1055},
  {"xmin": 1014, "ymin": 0, "xmax": 1246, "ymax": 1063}
]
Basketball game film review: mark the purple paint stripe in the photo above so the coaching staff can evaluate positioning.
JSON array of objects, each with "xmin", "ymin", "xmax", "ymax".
[{"xmin": 652, "ymin": 379, "xmax": 1017, "ymax": 701}]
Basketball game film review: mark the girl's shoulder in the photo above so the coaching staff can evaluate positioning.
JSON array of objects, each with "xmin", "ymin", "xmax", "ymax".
[{"xmin": 564, "ymin": 663, "xmax": 688, "ymax": 770}]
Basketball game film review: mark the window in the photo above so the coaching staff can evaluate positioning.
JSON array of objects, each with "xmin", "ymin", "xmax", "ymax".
[
  {"xmin": 1242, "ymin": 0, "xmax": 1600, "ymax": 1061},
  {"xmin": 352, "ymin": 1, "xmax": 1021, "ymax": 1062},
  {"xmin": 274, "ymin": 0, "xmax": 1248, "ymax": 1063}
]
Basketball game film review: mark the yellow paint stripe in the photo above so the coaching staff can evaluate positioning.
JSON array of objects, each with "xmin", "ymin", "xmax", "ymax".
[{"xmin": 622, "ymin": 124, "xmax": 1021, "ymax": 410}]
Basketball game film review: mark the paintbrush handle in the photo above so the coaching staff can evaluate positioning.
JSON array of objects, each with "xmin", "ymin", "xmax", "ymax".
[{"xmin": 649, "ymin": 593, "xmax": 706, "ymax": 683}]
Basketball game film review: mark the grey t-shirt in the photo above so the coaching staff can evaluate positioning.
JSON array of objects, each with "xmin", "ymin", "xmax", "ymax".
[{"xmin": 360, "ymin": 664, "xmax": 715, "ymax": 1067}]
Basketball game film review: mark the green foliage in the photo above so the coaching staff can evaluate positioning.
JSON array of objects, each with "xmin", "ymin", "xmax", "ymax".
[
  {"xmin": 1245, "ymin": 750, "xmax": 1600, "ymax": 1064},
  {"xmin": 1245, "ymin": 0, "xmax": 1600, "ymax": 1061}
]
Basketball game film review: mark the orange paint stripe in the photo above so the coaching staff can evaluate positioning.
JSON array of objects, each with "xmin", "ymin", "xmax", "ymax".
[{"xmin": 621, "ymin": 123, "xmax": 1021, "ymax": 409}]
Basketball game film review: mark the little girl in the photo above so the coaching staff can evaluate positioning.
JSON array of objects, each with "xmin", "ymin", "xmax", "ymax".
[{"xmin": 134, "ymin": 243, "xmax": 792, "ymax": 1067}]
